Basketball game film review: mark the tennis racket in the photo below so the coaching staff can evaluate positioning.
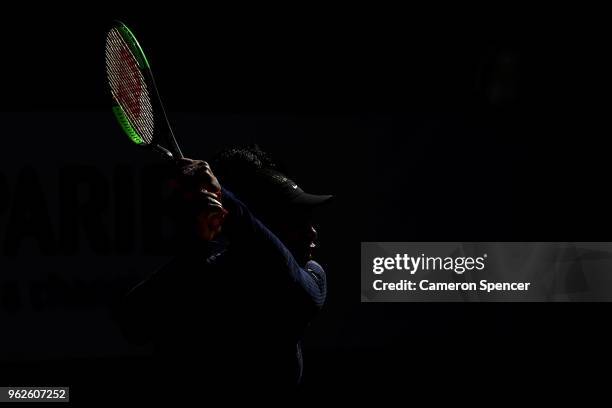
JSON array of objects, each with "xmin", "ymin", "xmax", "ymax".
[
  {"xmin": 105, "ymin": 21, "xmax": 227, "ymax": 237},
  {"xmin": 105, "ymin": 21, "xmax": 183, "ymax": 160}
]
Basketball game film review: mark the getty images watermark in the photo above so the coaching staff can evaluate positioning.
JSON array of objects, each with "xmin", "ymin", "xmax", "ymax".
[
  {"xmin": 361, "ymin": 242, "xmax": 612, "ymax": 302},
  {"xmin": 371, "ymin": 252, "xmax": 531, "ymax": 293}
]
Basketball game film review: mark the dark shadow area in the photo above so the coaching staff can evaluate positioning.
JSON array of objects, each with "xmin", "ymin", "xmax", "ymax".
[{"xmin": 0, "ymin": 6, "xmax": 609, "ymax": 401}]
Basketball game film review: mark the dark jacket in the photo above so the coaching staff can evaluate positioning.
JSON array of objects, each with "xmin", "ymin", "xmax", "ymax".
[{"xmin": 117, "ymin": 188, "xmax": 326, "ymax": 392}]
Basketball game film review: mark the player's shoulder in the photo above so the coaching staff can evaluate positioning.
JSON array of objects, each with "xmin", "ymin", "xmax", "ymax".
[
  {"xmin": 306, "ymin": 259, "xmax": 325, "ymax": 274},
  {"xmin": 305, "ymin": 260, "xmax": 326, "ymax": 285}
]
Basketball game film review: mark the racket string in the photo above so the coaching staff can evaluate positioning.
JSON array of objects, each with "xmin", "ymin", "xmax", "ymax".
[{"xmin": 105, "ymin": 28, "xmax": 155, "ymax": 144}]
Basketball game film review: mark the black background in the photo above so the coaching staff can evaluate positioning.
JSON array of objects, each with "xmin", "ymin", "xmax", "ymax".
[{"xmin": 0, "ymin": 5, "xmax": 610, "ymax": 402}]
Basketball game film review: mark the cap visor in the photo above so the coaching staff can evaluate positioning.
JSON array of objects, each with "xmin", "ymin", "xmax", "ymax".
[{"xmin": 290, "ymin": 193, "xmax": 334, "ymax": 207}]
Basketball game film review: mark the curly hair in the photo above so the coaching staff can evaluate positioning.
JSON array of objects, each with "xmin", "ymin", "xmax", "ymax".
[
  {"xmin": 212, "ymin": 144, "xmax": 277, "ymax": 174},
  {"xmin": 211, "ymin": 145, "xmax": 285, "ymax": 218}
]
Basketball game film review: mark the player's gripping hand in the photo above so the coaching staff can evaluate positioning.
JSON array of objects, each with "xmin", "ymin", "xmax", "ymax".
[{"xmin": 173, "ymin": 158, "xmax": 228, "ymax": 240}]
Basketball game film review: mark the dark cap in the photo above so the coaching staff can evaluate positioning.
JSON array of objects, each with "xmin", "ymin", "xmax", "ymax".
[{"xmin": 251, "ymin": 168, "xmax": 333, "ymax": 208}]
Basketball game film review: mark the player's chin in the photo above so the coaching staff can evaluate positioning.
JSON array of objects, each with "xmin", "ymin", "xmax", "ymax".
[
  {"xmin": 293, "ymin": 249, "xmax": 313, "ymax": 267},
  {"xmin": 288, "ymin": 241, "xmax": 316, "ymax": 266}
]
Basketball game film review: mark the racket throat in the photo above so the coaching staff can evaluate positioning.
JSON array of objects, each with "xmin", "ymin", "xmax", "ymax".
[{"xmin": 152, "ymin": 144, "xmax": 175, "ymax": 160}]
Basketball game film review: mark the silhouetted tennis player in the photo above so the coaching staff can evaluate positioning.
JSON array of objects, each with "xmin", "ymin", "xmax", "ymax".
[{"xmin": 117, "ymin": 145, "xmax": 332, "ymax": 395}]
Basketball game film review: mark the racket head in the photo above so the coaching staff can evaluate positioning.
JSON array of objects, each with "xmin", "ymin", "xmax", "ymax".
[{"xmin": 105, "ymin": 21, "xmax": 156, "ymax": 147}]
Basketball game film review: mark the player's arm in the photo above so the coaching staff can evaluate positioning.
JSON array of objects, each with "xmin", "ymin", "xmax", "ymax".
[{"xmin": 220, "ymin": 187, "xmax": 326, "ymax": 314}]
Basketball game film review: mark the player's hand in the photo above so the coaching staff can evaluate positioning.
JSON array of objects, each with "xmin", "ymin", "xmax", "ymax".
[
  {"xmin": 175, "ymin": 158, "xmax": 222, "ymax": 201},
  {"xmin": 173, "ymin": 158, "xmax": 228, "ymax": 240}
]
